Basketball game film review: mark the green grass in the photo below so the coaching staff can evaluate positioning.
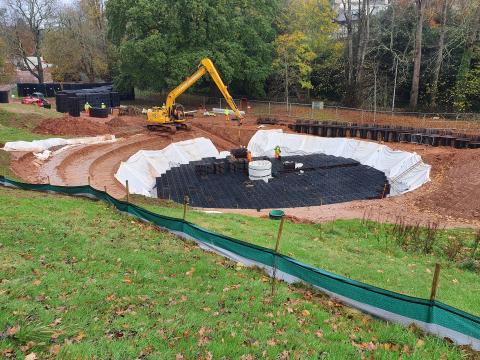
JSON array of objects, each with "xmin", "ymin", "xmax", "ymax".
[
  {"xmin": 0, "ymin": 187, "xmax": 471, "ymax": 359},
  {"xmin": 0, "ymin": 103, "xmax": 61, "ymax": 143},
  {"xmin": 130, "ymin": 197, "xmax": 480, "ymax": 317}
]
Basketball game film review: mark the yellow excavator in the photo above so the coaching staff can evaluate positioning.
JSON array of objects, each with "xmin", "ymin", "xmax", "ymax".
[{"xmin": 146, "ymin": 58, "xmax": 243, "ymax": 133}]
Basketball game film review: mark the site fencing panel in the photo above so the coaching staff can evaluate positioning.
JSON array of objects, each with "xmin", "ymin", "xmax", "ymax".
[{"xmin": 171, "ymin": 93, "xmax": 480, "ymax": 135}]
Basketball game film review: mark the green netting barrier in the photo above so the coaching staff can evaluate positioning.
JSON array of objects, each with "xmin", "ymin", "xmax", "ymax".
[{"xmin": 1, "ymin": 176, "xmax": 479, "ymax": 349}]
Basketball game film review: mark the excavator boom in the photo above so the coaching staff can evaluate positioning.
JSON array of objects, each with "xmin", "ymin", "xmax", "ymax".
[
  {"xmin": 165, "ymin": 58, "xmax": 243, "ymax": 119},
  {"xmin": 165, "ymin": 66, "xmax": 207, "ymax": 115},
  {"xmin": 198, "ymin": 58, "xmax": 243, "ymax": 120},
  {"xmin": 147, "ymin": 58, "xmax": 243, "ymax": 131}
]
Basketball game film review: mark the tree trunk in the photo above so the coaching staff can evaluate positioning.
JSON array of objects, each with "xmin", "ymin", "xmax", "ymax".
[
  {"xmin": 356, "ymin": 0, "xmax": 370, "ymax": 105},
  {"xmin": 36, "ymin": 54, "xmax": 44, "ymax": 84},
  {"xmin": 409, "ymin": 0, "xmax": 426, "ymax": 110},
  {"xmin": 430, "ymin": 0, "xmax": 448, "ymax": 109},
  {"xmin": 343, "ymin": 0, "xmax": 355, "ymax": 105}
]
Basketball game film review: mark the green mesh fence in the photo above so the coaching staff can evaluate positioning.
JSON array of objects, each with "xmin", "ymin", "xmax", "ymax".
[{"xmin": 1, "ymin": 176, "xmax": 479, "ymax": 349}]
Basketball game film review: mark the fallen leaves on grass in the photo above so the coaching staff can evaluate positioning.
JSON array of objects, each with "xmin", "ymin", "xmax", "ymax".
[
  {"xmin": 49, "ymin": 318, "xmax": 62, "ymax": 327},
  {"xmin": 267, "ymin": 338, "xmax": 278, "ymax": 346},
  {"xmin": 185, "ymin": 268, "xmax": 195, "ymax": 277},
  {"xmin": 197, "ymin": 326, "xmax": 212, "ymax": 346},
  {"xmin": 223, "ymin": 284, "xmax": 240, "ymax": 292},
  {"xmin": 6, "ymin": 325, "xmax": 20, "ymax": 337},
  {"xmin": 301, "ymin": 309, "xmax": 310, "ymax": 317},
  {"xmin": 19, "ymin": 342, "xmax": 35, "ymax": 353},
  {"xmin": 24, "ymin": 353, "xmax": 37, "ymax": 360},
  {"xmin": 49, "ymin": 344, "xmax": 61, "ymax": 356},
  {"xmin": 1, "ymin": 348, "xmax": 14, "ymax": 358}
]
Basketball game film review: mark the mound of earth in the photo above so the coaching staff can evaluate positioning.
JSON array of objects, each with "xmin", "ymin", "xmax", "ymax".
[
  {"xmin": 416, "ymin": 148, "xmax": 480, "ymax": 221},
  {"xmin": 105, "ymin": 116, "xmax": 129, "ymax": 128},
  {"xmin": 33, "ymin": 117, "xmax": 110, "ymax": 136}
]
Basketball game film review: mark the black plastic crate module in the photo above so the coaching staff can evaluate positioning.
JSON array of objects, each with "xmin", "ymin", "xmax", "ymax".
[{"xmin": 156, "ymin": 154, "xmax": 388, "ymax": 209}]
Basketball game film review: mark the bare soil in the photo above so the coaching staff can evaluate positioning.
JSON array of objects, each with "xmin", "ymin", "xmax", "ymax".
[
  {"xmin": 33, "ymin": 117, "xmax": 110, "ymax": 136},
  {"xmin": 9, "ymin": 111, "xmax": 480, "ymax": 228}
]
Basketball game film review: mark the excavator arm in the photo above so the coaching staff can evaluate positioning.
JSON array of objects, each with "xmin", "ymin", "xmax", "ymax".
[{"xmin": 164, "ymin": 58, "xmax": 243, "ymax": 120}]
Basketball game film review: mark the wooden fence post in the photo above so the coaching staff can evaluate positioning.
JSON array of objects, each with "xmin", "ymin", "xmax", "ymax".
[
  {"xmin": 126, "ymin": 180, "xmax": 130, "ymax": 203},
  {"xmin": 430, "ymin": 263, "xmax": 441, "ymax": 301},
  {"xmin": 88, "ymin": 176, "xmax": 91, "ymax": 187},
  {"xmin": 271, "ymin": 216, "xmax": 286, "ymax": 297},
  {"xmin": 183, "ymin": 195, "xmax": 189, "ymax": 221}
]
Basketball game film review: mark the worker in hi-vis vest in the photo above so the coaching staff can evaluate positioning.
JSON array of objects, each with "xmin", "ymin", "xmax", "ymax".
[
  {"xmin": 84, "ymin": 102, "xmax": 91, "ymax": 113},
  {"xmin": 274, "ymin": 145, "xmax": 281, "ymax": 160},
  {"xmin": 224, "ymin": 108, "xmax": 230, "ymax": 121}
]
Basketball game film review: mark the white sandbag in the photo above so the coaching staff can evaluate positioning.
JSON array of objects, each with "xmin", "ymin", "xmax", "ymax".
[
  {"xmin": 3, "ymin": 135, "xmax": 116, "ymax": 153},
  {"xmin": 247, "ymin": 130, "xmax": 431, "ymax": 196}
]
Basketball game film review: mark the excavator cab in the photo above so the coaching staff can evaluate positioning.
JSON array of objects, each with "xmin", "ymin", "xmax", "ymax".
[{"xmin": 146, "ymin": 58, "xmax": 243, "ymax": 133}]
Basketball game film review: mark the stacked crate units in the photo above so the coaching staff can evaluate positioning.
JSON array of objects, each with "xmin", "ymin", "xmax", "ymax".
[
  {"xmin": 289, "ymin": 120, "xmax": 480, "ymax": 149},
  {"xmin": 155, "ymin": 154, "xmax": 388, "ymax": 209},
  {"xmin": 55, "ymin": 85, "xmax": 120, "ymax": 117},
  {"xmin": 17, "ymin": 82, "xmax": 136, "ymax": 117}
]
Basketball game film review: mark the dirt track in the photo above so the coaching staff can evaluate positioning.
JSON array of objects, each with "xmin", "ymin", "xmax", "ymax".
[{"xmin": 9, "ymin": 113, "xmax": 480, "ymax": 228}]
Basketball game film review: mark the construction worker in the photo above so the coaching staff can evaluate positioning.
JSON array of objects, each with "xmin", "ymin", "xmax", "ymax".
[
  {"xmin": 101, "ymin": 102, "xmax": 107, "ymax": 109},
  {"xmin": 224, "ymin": 108, "xmax": 230, "ymax": 121},
  {"xmin": 246, "ymin": 150, "xmax": 252, "ymax": 162},
  {"xmin": 84, "ymin": 101, "xmax": 91, "ymax": 113},
  {"xmin": 274, "ymin": 145, "xmax": 281, "ymax": 160}
]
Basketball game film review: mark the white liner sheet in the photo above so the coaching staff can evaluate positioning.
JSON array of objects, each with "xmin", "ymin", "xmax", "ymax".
[
  {"xmin": 115, "ymin": 137, "xmax": 229, "ymax": 197},
  {"xmin": 116, "ymin": 131, "xmax": 430, "ymax": 198},
  {"xmin": 248, "ymin": 130, "xmax": 431, "ymax": 196},
  {"xmin": 3, "ymin": 135, "xmax": 116, "ymax": 153}
]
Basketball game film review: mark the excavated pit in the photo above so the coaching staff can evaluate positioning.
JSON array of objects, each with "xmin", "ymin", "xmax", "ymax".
[{"xmin": 155, "ymin": 154, "xmax": 388, "ymax": 209}]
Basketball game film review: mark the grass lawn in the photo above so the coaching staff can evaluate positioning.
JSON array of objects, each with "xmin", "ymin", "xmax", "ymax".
[
  {"xmin": 0, "ymin": 103, "xmax": 61, "ymax": 143},
  {"xmin": 131, "ymin": 197, "xmax": 480, "ymax": 317},
  {"xmin": 0, "ymin": 187, "xmax": 472, "ymax": 359}
]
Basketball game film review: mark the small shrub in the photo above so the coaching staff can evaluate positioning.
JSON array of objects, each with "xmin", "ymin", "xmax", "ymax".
[
  {"xmin": 421, "ymin": 222, "xmax": 440, "ymax": 255},
  {"xmin": 459, "ymin": 259, "xmax": 477, "ymax": 272},
  {"xmin": 444, "ymin": 236, "xmax": 464, "ymax": 261},
  {"xmin": 471, "ymin": 229, "xmax": 480, "ymax": 259}
]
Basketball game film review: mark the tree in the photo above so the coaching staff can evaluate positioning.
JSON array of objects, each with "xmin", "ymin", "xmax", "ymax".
[
  {"xmin": 273, "ymin": 0, "xmax": 338, "ymax": 101},
  {"xmin": 452, "ymin": 0, "xmax": 480, "ymax": 111},
  {"xmin": 43, "ymin": 0, "xmax": 108, "ymax": 82},
  {"xmin": 409, "ymin": 0, "xmax": 427, "ymax": 109},
  {"xmin": 106, "ymin": 0, "xmax": 281, "ymax": 98},
  {"xmin": 273, "ymin": 32, "xmax": 316, "ymax": 101},
  {"xmin": 4, "ymin": 0, "xmax": 57, "ymax": 84},
  {"xmin": 340, "ymin": 0, "xmax": 376, "ymax": 106},
  {"xmin": 0, "ymin": 37, "xmax": 15, "ymax": 84},
  {"xmin": 429, "ymin": 0, "xmax": 449, "ymax": 108}
]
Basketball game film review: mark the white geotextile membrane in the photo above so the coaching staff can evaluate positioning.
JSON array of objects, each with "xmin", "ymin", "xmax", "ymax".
[
  {"xmin": 3, "ymin": 135, "xmax": 116, "ymax": 153},
  {"xmin": 247, "ymin": 130, "xmax": 431, "ymax": 196},
  {"xmin": 115, "ymin": 137, "xmax": 230, "ymax": 197}
]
